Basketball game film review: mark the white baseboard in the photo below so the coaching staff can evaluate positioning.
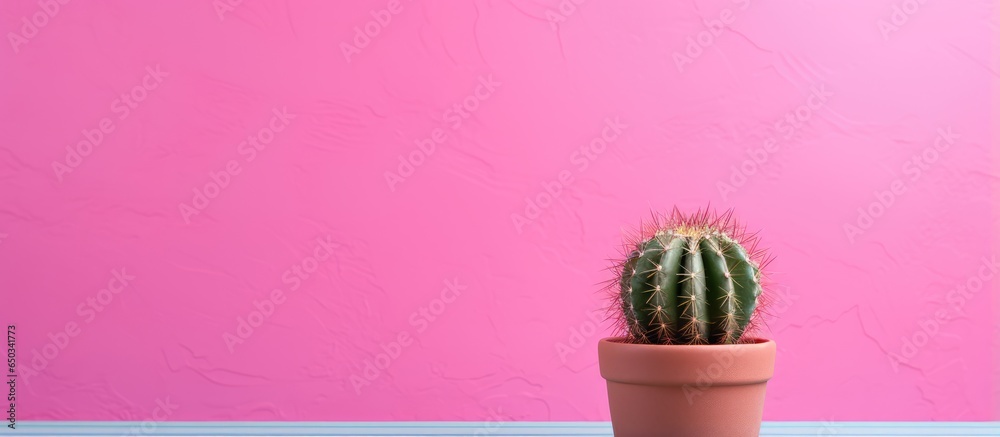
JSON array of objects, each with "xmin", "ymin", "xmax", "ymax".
[{"xmin": 5, "ymin": 421, "xmax": 1000, "ymax": 436}]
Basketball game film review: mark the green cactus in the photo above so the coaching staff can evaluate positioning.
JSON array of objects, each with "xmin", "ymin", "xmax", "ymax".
[{"xmin": 612, "ymin": 209, "xmax": 768, "ymax": 345}]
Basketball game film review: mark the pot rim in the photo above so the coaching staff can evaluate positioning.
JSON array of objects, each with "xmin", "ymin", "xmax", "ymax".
[
  {"xmin": 599, "ymin": 336, "xmax": 774, "ymax": 349},
  {"xmin": 598, "ymin": 336, "xmax": 776, "ymax": 386}
]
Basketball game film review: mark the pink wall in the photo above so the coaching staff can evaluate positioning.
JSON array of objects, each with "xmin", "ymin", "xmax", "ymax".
[{"xmin": 1, "ymin": 0, "xmax": 997, "ymax": 422}]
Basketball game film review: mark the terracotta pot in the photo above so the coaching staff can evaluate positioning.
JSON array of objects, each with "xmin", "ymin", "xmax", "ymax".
[{"xmin": 598, "ymin": 337, "xmax": 776, "ymax": 437}]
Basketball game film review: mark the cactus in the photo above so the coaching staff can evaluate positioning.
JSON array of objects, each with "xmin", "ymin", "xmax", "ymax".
[{"xmin": 610, "ymin": 208, "xmax": 771, "ymax": 345}]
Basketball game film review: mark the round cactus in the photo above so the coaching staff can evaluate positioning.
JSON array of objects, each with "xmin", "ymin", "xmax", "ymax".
[{"xmin": 610, "ymin": 208, "xmax": 770, "ymax": 345}]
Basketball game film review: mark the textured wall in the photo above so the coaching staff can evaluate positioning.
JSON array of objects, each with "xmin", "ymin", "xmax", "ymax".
[{"xmin": 1, "ymin": 0, "xmax": 997, "ymax": 422}]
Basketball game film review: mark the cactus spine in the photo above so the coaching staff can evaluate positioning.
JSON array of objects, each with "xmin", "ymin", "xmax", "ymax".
[{"xmin": 613, "ymin": 209, "xmax": 767, "ymax": 345}]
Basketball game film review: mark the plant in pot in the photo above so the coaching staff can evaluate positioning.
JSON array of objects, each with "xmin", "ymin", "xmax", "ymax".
[{"xmin": 598, "ymin": 208, "xmax": 776, "ymax": 437}]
